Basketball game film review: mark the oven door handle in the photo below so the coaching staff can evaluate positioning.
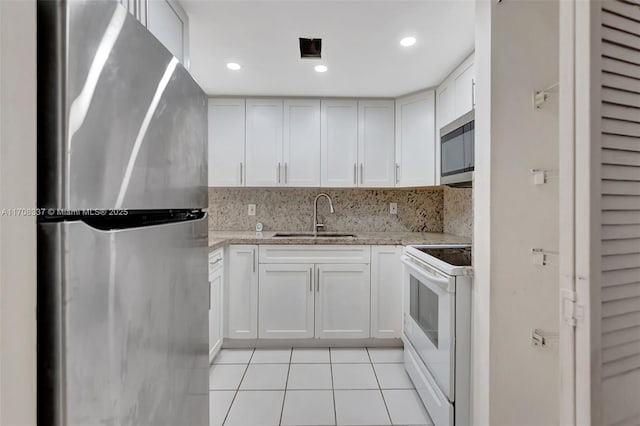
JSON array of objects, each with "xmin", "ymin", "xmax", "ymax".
[{"xmin": 402, "ymin": 256, "xmax": 453, "ymax": 293}]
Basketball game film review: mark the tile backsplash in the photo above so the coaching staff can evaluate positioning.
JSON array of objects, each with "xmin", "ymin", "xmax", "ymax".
[
  {"xmin": 208, "ymin": 187, "xmax": 444, "ymax": 234},
  {"xmin": 443, "ymin": 186, "xmax": 473, "ymax": 238},
  {"xmin": 209, "ymin": 186, "xmax": 473, "ymax": 238}
]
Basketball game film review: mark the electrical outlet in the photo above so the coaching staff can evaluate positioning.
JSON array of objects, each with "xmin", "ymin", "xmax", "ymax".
[
  {"xmin": 248, "ymin": 204, "xmax": 256, "ymax": 216},
  {"xmin": 390, "ymin": 203, "xmax": 398, "ymax": 215}
]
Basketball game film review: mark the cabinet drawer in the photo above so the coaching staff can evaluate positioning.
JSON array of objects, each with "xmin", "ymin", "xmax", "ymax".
[{"xmin": 259, "ymin": 245, "xmax": 370, "ymax": 264}]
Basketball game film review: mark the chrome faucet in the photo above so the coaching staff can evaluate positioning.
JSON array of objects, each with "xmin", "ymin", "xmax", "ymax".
[{"xmin": 313, "ymin": 193, "xmax": 335, "ymax": 235}]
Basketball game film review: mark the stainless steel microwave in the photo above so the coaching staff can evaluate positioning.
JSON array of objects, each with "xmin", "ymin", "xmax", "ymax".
[{"xmin": 440, "ymin": 110, "xmax": 474, "ymax": 186}]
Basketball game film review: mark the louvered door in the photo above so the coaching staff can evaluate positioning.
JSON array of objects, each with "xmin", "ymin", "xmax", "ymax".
[{"xmin": 599, "ymin": 1, "xmax": 640, "ymax": 424}]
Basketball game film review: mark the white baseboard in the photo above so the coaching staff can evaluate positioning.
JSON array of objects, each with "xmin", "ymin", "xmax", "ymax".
[{"xmin": 221, "ymin": 337, "xmax": 403, "ymax": 349}]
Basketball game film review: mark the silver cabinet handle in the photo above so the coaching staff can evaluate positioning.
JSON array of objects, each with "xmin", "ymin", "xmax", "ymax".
[
  {"xmin": 472, "ymin": 79, "xmax": 476, "ymax": 108},
  {"xmin": 277, "ymin": 163, "xmax": 281, "ymax": 184},
  {"xmin": 209, "ymin": 257, "xmax": 222, "ymax": 266},
  {"xmin": 240, "ymin": 162, "xmax": 243, "ymax": 185},
  {"xmin": 360, "ymin": 163, "xmax": 364, "ymax": 184},
  {"xmin": 395, "ymin": 163, "xmax": 400, "ymax": 184},
  {"xmin": 252, "ymin": 249, "xmax": 256, "ymax": 272},
  {"xmin": 285, "ymin": 163, "xmax": 288, "ymax": 184},
  {"xmin": 309, "ymin": 267, "xmax": 313, "ymax": 292},
  {"xmin": 316, "ymin": 268, "xmax": 320, "ymax": 292},
  {"xmin": 353, "ymin": 164, "xmax": 357, "ymax": 185},
  {"xmin": 208, "ymin": 280, "xmax": 211, "ymax": 309}
]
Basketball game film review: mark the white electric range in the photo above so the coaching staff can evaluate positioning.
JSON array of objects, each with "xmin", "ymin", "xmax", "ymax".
[{"xmin": 402, "ymin": 244, "xmax": 473, "ymax": 426}]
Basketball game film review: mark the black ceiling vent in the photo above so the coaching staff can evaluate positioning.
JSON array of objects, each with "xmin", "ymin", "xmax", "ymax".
[{"xmin": 299, "ymin": 38, "xmax": 322, "ymax": 59}]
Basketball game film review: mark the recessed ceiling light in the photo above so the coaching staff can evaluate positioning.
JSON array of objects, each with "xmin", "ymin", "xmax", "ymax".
[
  {"xmin": 315, "ymin": 64, "xmax": 328, "ymax": 73},
  {"xmin": 400, "ymin": 36, "xmax": 417, "ymax": 47},
  {"xmin": 226, "ymin": 62, "xmax": 241, "ymax": 71}
]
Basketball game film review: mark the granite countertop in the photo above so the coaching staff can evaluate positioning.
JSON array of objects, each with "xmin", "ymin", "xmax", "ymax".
[{"xmin": 209, "ymin": 231, "xmax": 471, "ymax": 251}]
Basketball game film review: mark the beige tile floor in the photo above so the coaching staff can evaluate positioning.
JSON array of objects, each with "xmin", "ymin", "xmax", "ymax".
[{"xmin": 209, "ymin": 347, "xmax": 433, "ymax": 426}]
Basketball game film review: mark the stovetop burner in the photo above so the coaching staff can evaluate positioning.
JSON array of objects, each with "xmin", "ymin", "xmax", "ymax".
[
  {"xmin": 413, "ymin": 246, "xmax": 472, "ymax": 267},
  {"xmin": 417, "ymin": 247, "xmax": 472, "ymax": 266}
]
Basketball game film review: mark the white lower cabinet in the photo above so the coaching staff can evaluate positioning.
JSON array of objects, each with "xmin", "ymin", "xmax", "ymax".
[
  {"xmin": 315, "ymin": 263, "xmax": 371, "ymax": 339},
  {"xmin": 226, "ymin": 245, "xmax": 401, "ymax": 341},
  {"xmin": 258, "ymin": 263, "xmax": 315, "ymax": 339},
  {"xmin": 209, "ymin": 249, "xmax": 224, "ymax": 362},
  {"xmin": 370, "ymin": 246, "xmax": 403, "ymax": 338},
  {"xmin": 226, "ymin": 245, "xmax": 258, "ymax": 339}
]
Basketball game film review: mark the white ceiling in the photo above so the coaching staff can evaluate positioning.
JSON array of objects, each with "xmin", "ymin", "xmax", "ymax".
[{"xmin": 181, "ymin": 1, "xmax": 475, "ymax": 97}]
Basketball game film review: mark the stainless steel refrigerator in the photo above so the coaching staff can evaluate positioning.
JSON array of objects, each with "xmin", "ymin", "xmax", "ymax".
[{"xmin": 36, "ymin": 1, "xmax": 209, "ymax": 425}]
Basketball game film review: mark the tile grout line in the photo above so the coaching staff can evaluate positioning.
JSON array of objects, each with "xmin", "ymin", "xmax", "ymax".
[
  {"xmin": 366, "ymin": 347, "xmax": 394, "ymax": 426},
  {"xmin": 221, "ymin": 348, "xmax": 255, "ymax": 426},
  {"xmin": 329, "ymin": 348, "xmax": 338, "ymax": 426},
  {"xmin": 278, "ymin": 348, "xmax": 293, "ymax": 426}
]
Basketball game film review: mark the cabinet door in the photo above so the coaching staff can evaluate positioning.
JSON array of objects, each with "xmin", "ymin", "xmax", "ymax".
[
  {"xmin": 315, "ymin": 264, "xmax": 370, "ymax": 339},
  {"xmin": 147, "ymin": 0, "xmax": 189, "ymax": 65},
  {"xmin": 245, "ymin": 99, "xmax": 283, "ymax": 187},
  {"xmin": 259, "ymin": 264, "xmax": 315, "ymax": 339},
  {"xmin": 436, "ymin": 81, "xmax": 455, "ymax": 186},
  {"xmin": 358, "ymin": 100, "xmax": 395, "ymax": 188},
  {"xmin": 437, "ymin": 81, "xmax": 456, "ymax": 131},
  {"xmin": 208, "ymin": 98, "xmax": 245, "ymax": 187},
  {"xmin": 226, "ymin": 245, "xmax": 258, "ymax": 339},
  {"xmin": 371, "ymin": 246, "xmax": 403, "ymax": 338},
  {"xmin": 453, "ymin": 59, "xmax": 475, "ymax": 117},
  {"xmin": 321, "ymin": 100, "xmax": 358, "ymax": 188},
  {"xmin": 209, "ymin": 267, "xmax": 223, "ymax": 362},
  {"xmin": 283, "ymin": 100, "xmax": 321, "ymax": 187},
  {"xmin": 395, "ymin": 90, "xmax": 436, "ymax": 187}
]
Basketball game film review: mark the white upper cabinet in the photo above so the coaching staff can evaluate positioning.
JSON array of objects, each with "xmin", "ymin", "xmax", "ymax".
[
  {"xmin": 146, "ymin": 0, "xmax": 189, "ymax": 66},
  {"xmin": 245, "ymin": 99, "xmax": 284, "ymax": 187},
  {"xmin": 437, "ymin": 54, "xmax": 475, "ymax": 130},
  {"xmin": 436, "ymin": 84, "xmax": 456, "ymax": 134},
  {"xmin": 208, "ymin": 98, "xmax": 246, "ymax": 187},
  {"xmin": 358, "ymin": 100, "xmax": 395, "ymax": 187},
  {"xmin": 321, "ymin": 100, "xmax": 359, "ymax": 188},
  {"xmin": 283, "ymin": 99, "xmax": 321, "ymax": 187},
  {"xmin": 436, "ymin": 54, "xmax": 475, "ymax": 185},
  {"xmin": 395, "ymin": 90, "xmax": 436, "ymax": 187},
  {"xmin": 207, "ymin": 90, "xmax": 454, "ymax": 189},
  {"xmin": 453, "ymin": 56, "xmax": 475, "ymax": 118}
]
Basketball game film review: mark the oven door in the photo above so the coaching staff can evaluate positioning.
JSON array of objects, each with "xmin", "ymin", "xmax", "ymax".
[{"xmin": 402, "ymin": 255, "xmax": 456, "ymax": 400}]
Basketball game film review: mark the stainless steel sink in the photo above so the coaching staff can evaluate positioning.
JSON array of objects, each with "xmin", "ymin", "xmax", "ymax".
[
  {"xmin": 272, "ymin": 232, "xmax": 357, "ymax": 238},
  {"xmin": 272, "ymin": 232, "xmax": 315, "ymax": 238}
]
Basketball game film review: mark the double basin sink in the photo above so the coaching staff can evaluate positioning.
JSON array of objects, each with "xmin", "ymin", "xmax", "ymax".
[{"xmin": 272, "ymin": 232, "xmax": 357, "ymax": 238}]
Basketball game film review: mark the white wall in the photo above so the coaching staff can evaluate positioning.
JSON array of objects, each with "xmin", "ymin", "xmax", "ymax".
[
  {"xmin": 0, "ymin": 0, "xmax": 37, "ymax": 425},
  {"xmin": 472, "ymin": 1, "xmax": 491, "ymax": 423},
  {"xmin": 473, "ymin": 0, "xmax": 560, "ymax": 424}
]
